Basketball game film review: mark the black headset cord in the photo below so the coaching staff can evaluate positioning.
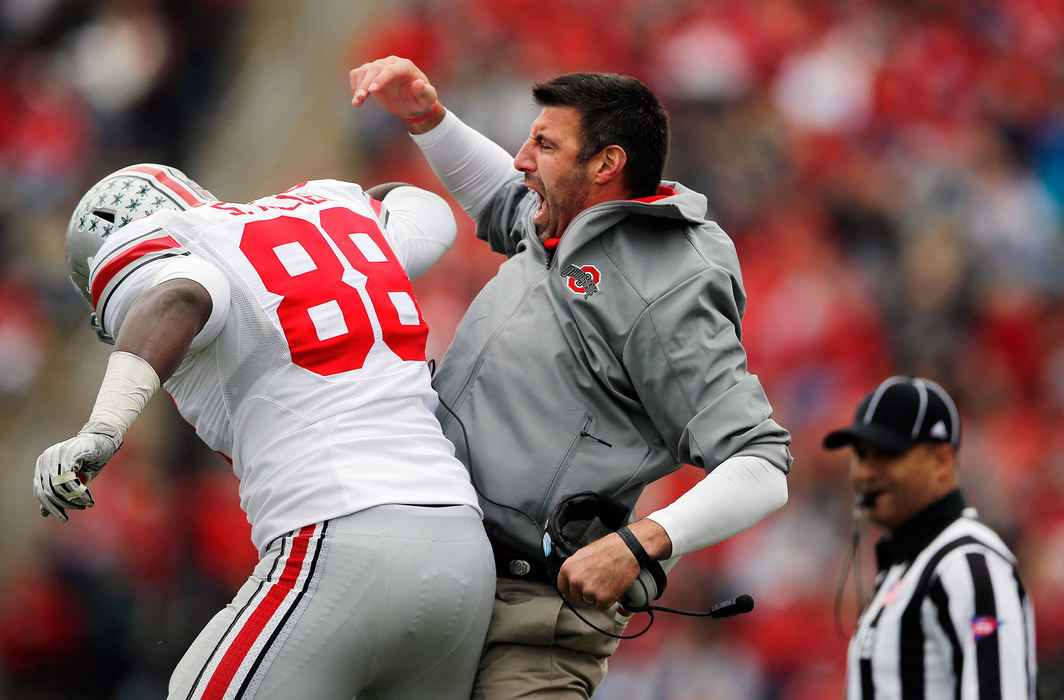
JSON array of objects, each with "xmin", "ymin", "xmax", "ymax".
[{"xmin": 834, "ymin": 497, "xmax": 867, "ymax": 641}]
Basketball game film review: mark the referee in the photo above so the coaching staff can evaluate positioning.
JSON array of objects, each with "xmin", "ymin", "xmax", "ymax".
[{"xmin": 824, "ymin": 376, "xmax": 1037, "ymax": 699}]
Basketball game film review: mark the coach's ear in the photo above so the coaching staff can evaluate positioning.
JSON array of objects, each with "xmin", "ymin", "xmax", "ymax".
[{"xmin": 590, "ymin": 145, "xmax": 627, "ymax": 187}]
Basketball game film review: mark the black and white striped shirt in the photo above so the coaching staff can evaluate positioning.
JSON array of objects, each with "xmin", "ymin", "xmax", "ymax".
[{"xmin": 847, "ymin": 490, "xmax": 1037, "ymax": 699}]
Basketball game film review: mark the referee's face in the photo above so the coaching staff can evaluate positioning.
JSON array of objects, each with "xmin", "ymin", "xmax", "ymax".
[{"xmin": 848, "ymin": 441, "xmax": 954, "ymax": 532}]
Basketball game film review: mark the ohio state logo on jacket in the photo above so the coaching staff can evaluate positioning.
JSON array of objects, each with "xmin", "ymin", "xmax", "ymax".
[{"xmin": 561, "ymin": 263, "xmax": 600, "ymax": 299}]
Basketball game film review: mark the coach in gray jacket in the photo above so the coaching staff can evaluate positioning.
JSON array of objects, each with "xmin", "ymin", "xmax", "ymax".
[{"xmin": 351, "ymin": 57, "xmax": 792, "ymax": 698}]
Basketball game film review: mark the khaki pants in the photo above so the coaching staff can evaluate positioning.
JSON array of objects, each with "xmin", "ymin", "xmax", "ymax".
[{"xmin": 472, "ymin": 578, "xmax": 629, "ymax": 699}]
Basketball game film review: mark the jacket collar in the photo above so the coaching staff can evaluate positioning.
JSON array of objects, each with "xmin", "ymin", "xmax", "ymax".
[
  {"xmin": 546, "ymin": 180, "xmax": 709, "ymax": 260},
  {"xmin": 875, "ymin": 489, "xmax": 967, "ymax": 570},
  {"xmin": 610, "ymin": 180, "xmax": 707, "ymax": 224}
]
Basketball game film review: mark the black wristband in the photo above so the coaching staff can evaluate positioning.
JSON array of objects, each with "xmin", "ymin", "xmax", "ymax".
[
  {"xmin": 617, "ymin": 526, "xmax": 668, "ymax": 599},
  {"xmin": 616, "ymin": 526, "xmax": 654, "ymax": 568}
]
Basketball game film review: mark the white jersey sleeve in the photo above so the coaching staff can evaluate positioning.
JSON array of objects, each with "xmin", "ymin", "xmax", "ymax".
[{"xmin": 89, "ymin": 222, "xmax": 231, "ymax": 352}]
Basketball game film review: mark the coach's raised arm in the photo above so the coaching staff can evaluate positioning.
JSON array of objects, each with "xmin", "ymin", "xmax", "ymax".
[{"xmin": 351, "ymin": 56, "xmax": 445, "ymax": 133}]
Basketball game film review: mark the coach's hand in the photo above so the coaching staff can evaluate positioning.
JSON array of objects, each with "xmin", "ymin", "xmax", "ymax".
[
  {"xmin": 350, "ymin": 56, "xmax": 440, "ymax": 122},
  {"xmin": 557, "ymin": 519, "xmax": 672, "ymax": 611},
  {"xmin": 33, "ymin": 421, "xmax": 122, "ymax": 522}
]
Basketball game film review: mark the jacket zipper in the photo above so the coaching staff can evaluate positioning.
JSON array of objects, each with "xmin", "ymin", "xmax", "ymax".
[
  {"xmin": 580, "ymin": 430, "xmax": 612, "ymax": 447},
  {"xmin": 539, "ymin": 414, "xmax": 594, "ymax": 523}
]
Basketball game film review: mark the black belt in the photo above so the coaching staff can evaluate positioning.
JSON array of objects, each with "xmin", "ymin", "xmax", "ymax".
[{"xmin": 490, "ymin": 538, "xmax": 552, "ymax": 583}]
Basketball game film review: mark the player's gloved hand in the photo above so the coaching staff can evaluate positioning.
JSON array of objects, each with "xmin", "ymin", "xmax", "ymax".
[{"xmin": 33, "ymin": 421, "xmax": 122, "ymax": 522}]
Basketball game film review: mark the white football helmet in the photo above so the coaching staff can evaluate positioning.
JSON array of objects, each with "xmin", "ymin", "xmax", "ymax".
[{"xmin": 66, "ymin": 163, "xmax": 216, "ymax": 342}]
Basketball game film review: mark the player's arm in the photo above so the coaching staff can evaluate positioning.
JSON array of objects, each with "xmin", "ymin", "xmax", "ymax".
[
  {"xmin": 365, "ymin": 182, "xmax": 411, "ymax": 200},
  {"xmin": 115, "ymin": 279, "xmax": 213, "ymax": 380},
  {"xmin": 33, "ymin": 246, "xmax": 230, "ymax": 521},
  {"xmin": 33, "ymin": 279, "xmax": 212, "ymax": 522},
  {"xmin": 351, "ymin": 56, "xmax": 516, "ymax": 221}
]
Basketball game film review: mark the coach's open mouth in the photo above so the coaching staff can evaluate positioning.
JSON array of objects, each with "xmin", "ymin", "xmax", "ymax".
[
  {"xmin": 533, "ymin": 195, "xmax": 547, "ymax": 225},
  {"xmin": 524, "ymin": 181, "xmax": 546, "ymax": 225}
]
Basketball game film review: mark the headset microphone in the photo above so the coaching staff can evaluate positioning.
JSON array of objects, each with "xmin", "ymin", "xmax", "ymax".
[{"xmin": 708, "ymin": 594, "xmax": 755, "ymax": 618}]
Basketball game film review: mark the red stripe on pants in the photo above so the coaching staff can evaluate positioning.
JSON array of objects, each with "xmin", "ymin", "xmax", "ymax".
[{"xmin": 201, "ymin": 524, "xmax": 317, "ymax": 699}]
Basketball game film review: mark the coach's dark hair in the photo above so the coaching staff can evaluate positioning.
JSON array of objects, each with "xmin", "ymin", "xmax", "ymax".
[{"xmin": 532, "ymin": 73, "xmax": 669, "ymax": 198}]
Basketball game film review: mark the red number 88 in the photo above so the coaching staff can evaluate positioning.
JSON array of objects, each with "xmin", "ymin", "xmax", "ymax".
[{"xmin": 239, "ymin": 207, "xmax": 427, "ymax": 375}]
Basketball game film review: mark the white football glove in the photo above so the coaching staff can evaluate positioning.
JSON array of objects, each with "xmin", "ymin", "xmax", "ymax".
[{"xmin": 33, "ymin": 421, "xmax": 122, "ymax": 522}]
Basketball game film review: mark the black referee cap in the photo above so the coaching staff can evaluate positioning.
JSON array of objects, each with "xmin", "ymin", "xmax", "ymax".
[{"xmin": 823, "ymin": 376, "xmax": 960, "ymax": 453}]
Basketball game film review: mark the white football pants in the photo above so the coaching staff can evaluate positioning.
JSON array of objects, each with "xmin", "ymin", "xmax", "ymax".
[{"xmin": 168, "ymin": 504, "xmax": 494, "ymax": 699}]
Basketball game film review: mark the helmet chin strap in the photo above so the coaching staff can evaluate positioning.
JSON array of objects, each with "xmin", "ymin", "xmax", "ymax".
[{"xmin": 90, "ymin": 313, "xmax": 115, "ymax": 345}]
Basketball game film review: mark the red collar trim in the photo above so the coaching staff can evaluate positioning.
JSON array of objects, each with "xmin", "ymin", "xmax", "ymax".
[
  {"xmin": 544, "ymin": 186, "xmax": 675, "ymax": 245},
  {"xmin": 631, "ymin": 185, "xmax": 676, "ymax": 203}
]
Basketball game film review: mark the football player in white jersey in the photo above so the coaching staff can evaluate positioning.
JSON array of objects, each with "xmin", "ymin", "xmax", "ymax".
[{"xmin": 33, "ymin": 163, "xmax": 495, "ymax": 699}]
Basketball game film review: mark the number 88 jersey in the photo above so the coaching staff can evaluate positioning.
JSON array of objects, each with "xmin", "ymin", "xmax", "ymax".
[{"xmin": 88, "ymin": 179, "xmax": 480, "ymax": 554}]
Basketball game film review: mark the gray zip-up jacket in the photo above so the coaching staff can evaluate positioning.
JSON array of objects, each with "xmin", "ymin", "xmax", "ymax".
[{"xmin": 431, "ymin": 176, "xmax": 792, "ymax": 560}]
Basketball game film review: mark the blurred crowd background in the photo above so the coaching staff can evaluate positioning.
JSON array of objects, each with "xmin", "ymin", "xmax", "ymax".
[{"xmin": 0, "ymin": 0, "xmax": 1061, "ymax": 698}]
